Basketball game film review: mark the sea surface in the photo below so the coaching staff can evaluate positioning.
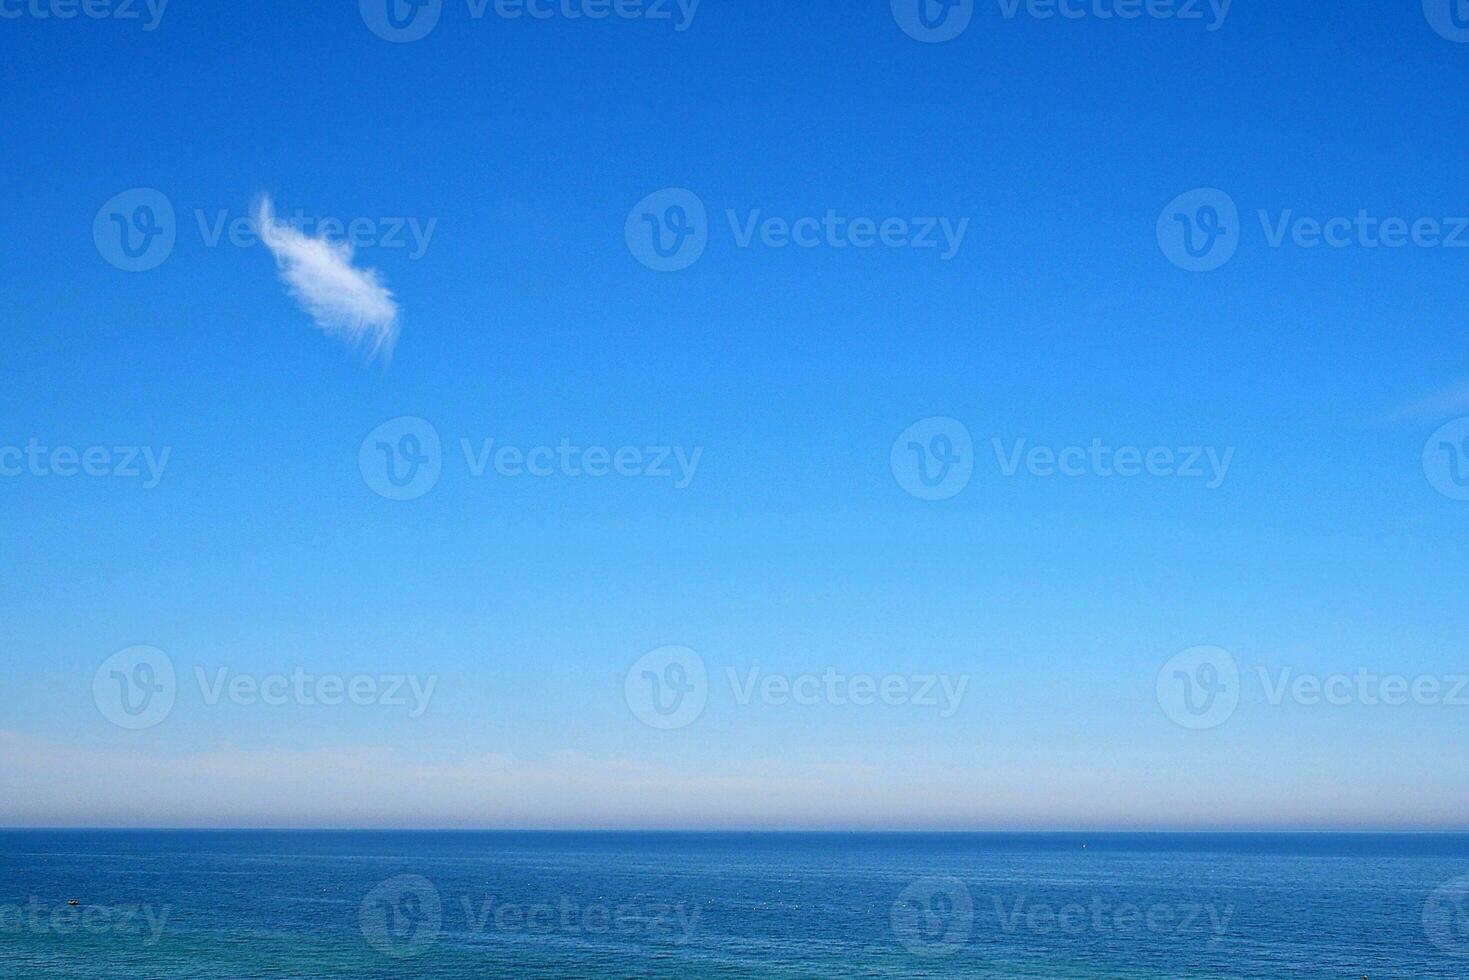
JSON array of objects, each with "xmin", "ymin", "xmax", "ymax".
[{"xmin": 1, "ymin": 831, "xmax": 1466, "ymax": 978}]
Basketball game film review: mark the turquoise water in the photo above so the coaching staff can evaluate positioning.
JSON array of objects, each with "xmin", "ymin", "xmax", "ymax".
[{"xmin": 1, "ymin": 831, "xmax": 1466, "ymax": 978}]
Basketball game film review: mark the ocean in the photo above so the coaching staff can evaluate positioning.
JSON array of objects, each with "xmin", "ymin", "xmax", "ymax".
[{"xmin": 1, "ymin": 830, "xmax": 1466, "ymax": 978}]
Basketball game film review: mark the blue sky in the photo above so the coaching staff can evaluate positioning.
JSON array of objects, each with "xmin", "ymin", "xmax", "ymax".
[{"xmin": 2, "ymin": 0, "xmax": 1469, "ymax": 830}]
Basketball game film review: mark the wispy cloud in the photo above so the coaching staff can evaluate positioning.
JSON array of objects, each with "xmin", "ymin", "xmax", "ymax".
[
  {"xmin": 254, "ymin": 195, "xmax": 399, "ymax": 361},
  {"xmin": 4, "ymin": 731, "xmax": 1462, "ymax": 830},
  {"xmin": 1384, "ymin": 379, "xmax": 1469, "ymax": 424}
]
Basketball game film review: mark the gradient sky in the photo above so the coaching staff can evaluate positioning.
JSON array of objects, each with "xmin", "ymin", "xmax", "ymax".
[{"xmin": 3, "ymin": 0, "xmax": 1469, "ymax": 830}]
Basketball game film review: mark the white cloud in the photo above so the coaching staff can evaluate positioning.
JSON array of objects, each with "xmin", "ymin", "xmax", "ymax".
[
  {"xmin": 4, "ymin": 731, "xmax": 1468, "ymax": 830},
  {"xmin": 1384, "ymin": 378, "xmax": 1469, "ymax": 423},
  {"xmin": 254, "ymin": 195, "xmax": 400, "ymax": 361}
]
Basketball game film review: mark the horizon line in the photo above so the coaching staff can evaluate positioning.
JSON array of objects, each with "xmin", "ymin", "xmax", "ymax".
[{"xmin": 5, "ymin": 826, "xmax": 1468, "ymax": 835}]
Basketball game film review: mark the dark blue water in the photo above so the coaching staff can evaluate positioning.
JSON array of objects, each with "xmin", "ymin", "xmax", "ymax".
[{"xmin": 1, "ymin": 831, "xmax": 1466, "ymax": 977}]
